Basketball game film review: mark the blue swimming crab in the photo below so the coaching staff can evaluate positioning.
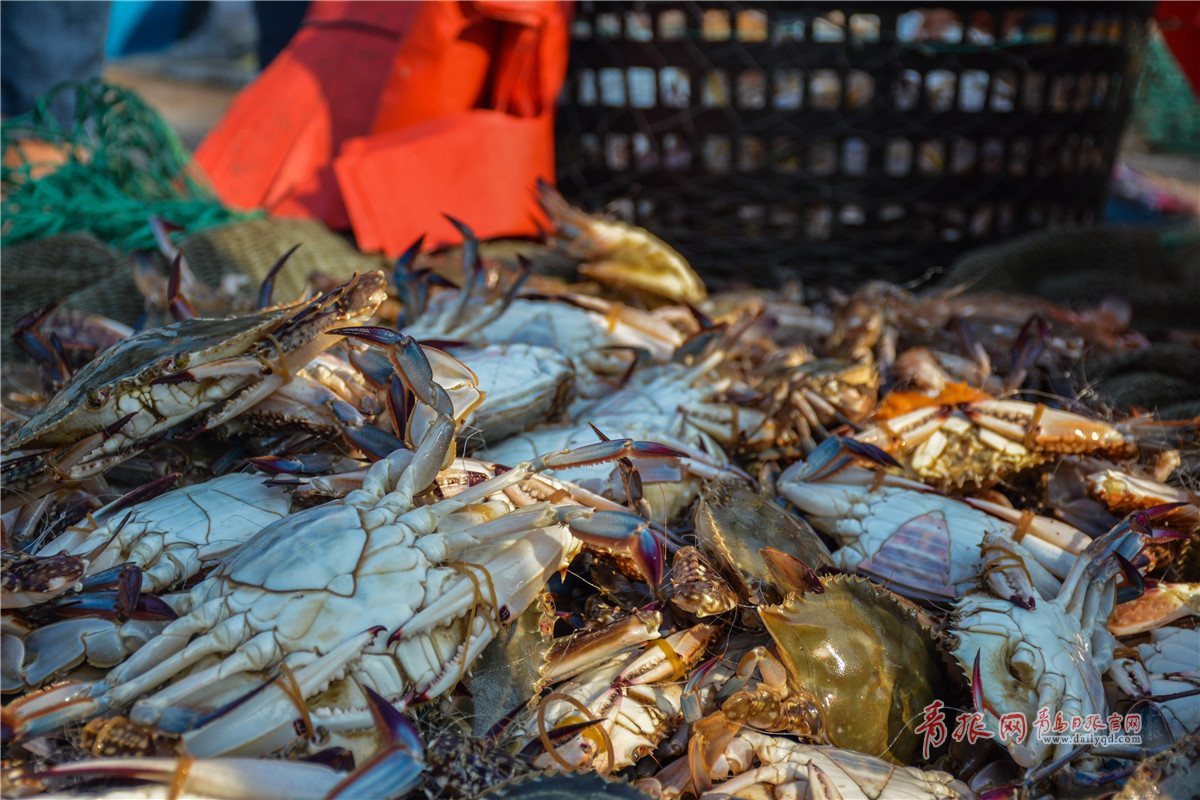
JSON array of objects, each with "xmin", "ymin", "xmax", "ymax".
[
  {"xmin": 4, "ymin": 328, "xmax": 681, "ymax": 760},
  {"xmin": 2, "ymin": 271, "xmax": 387, "ymax": 489}
]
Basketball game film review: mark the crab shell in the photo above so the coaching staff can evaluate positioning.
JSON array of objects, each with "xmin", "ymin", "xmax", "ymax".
[
  {"xmin": 693, "ymin": 730, "xmax": 970, "ymax": 800},
  {"xmin": 856, "ymin": 394, "xmax": 1137, "ymax": 491},
  {"xmin": 447, "ymin": 343, "xmax": 576, "ymax": 446},
  {"xmin": 758, "ymin": 575, "xmax": 944, "ymax": 764},
  {"xmin": 694, "ymin": 479, "xmax": 834, "ymax": 606},
  {"xmin": 35, "ymin": 473, "xmax": 293, "ymax": 594},
  {"xmin": 1, "ymin": 551, "xmax": 86, "ymax": 607},
  {"xmin": 948, "ymin": 526, "xmax": 1141, "ymax": 769},
  {"xmin": 778, "ymin": 472, "xmax": 1074, "ymax": 603},
  {"xmin": 537, "ymin": 180, "xmax": 707, "ymax": 305},
  {"xmin": 4, "ymin": 272, "xmax": 386, "ymax": 471}
]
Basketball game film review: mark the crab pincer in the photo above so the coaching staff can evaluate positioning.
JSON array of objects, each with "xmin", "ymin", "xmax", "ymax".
[
  {"xmin": 324, "ymin": 686, "xmax": 424, "ymax": 800},
  {"xmin": 786, "ymin": 436, "xmax": 901, "ymax": 484},
  {"xmin": 333, "ymin": 325, "xmax": 484, "ymax": 455},
  {"xmin": 334, "ymin": 327, "xmax": 442, "ymax": 406}
]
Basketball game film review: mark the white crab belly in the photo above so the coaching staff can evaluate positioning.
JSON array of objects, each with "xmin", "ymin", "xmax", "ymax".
[
  {"xmin": 952, "ymin": 595, "xmax": 1106, "ymax": 768},
  {"xmin": 479, "ymin": 421, "xmax": 699, "ymax": 520},
  {"xmin": 39, "ymin": 474, "xmax": 292, "ymax": 592},
  {"xmin": 793, "ymin": 485, "xmax": 1059, "ymax": 600}
]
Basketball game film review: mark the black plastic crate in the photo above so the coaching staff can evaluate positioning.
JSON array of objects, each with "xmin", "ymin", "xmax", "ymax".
[{"xmin": 555, "ymin": 2, "xmax": 1153, "ymax": 288}]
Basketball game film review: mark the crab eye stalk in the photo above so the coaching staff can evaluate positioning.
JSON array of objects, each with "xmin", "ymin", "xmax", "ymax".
[{"xmin": 85, "ymin": 388, "xmax": 106, "ymax": 408}]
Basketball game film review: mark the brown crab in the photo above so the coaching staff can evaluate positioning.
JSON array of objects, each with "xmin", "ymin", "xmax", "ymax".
[
  {"xmin": 691, "ymin": 479, "xmax": 835, "ymax": 609},
  {"xmin": 698, "ymin": 575, "xmax": 944, "ymax": 769}
]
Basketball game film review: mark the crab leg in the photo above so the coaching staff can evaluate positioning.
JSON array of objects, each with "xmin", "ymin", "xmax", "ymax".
[
  {"xmin": 324, "ymin": 686, "xmax": 424, "ymax": 800},
  {"xmin": 33, "ymin": 757, "xmax": 342, "ymax": 800},
  {"xmin": 402, "ymin": 504, "xmax": 658, "ymax": 639},
  {"xmin": 179, "ymin": 629, "xmax": 385, "ymax": 757},
  {"xmin": 105, "ymin": 596, "xmax": 251, "ymax": 704}
]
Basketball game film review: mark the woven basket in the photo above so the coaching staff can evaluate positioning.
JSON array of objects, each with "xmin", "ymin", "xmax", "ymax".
[{"xmin": 555, "ymin": 2, "xmax": 1153, "ymax": 288}]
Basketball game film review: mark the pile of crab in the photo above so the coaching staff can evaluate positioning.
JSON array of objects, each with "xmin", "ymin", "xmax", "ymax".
[{"xmin": 2, "ymin": 191, "xmax": 1198, "ymax": 800}]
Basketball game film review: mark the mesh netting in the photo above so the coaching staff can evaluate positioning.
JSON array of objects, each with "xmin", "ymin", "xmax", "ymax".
[
  {"xmin": 1, "ymin": 79, "xmax": 255, "ymax": 252},
  {"xmin": 0, "ymin": 81, "xmax": 388, "ymax": 335},
  {"xmin": 556, "ymin": 2, "xmax": 1153, "ymax": 288},
  {"xmin": 940, "ymin": 223, "xmax": 1200, "ymax": 419},
  {"xmin": 0, "ymin": 218, "xmax": 388, "ymax": 335}
]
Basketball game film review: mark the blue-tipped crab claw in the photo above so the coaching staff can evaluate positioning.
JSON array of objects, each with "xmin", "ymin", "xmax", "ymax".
[
  {"xmin": 256, "ymin": 243, "xmax": 302, "ymax": 310},
  {"xmin": 337, "ymin": 419, "xmax": 409, "ymax": 462},
  {"xmin": 534, "ymin": 439, "xmax": 686, "ymax": 471},
  {"xmin": 1113, "ymin": 551, "xmax": 1146, "ymax": 606},
  {"xmin": 325, "ymin": 686, "xmax": 424, "ymax": 800},
  {"xmin": 558, "ymin": 506, "xmax": 663, "ymax": 588},
  {"xmin": 394, "ymin": 234, "xmax": 425, "ymax": 273},
  {"xmin": 32, "ymin": 563, "xmax": 177, "ymax": 623},
  {"xmin": 41, "ymin": 588, "xmax": 177, "ymax": 622},
  {"xmin": 332, "ymin": 326, "xmax": 452, "ymax": 417},
  {"xmin": 789, "ymin": 436, "xmax": 901, "ymax": 483},
  {"xmin": 442, "ymin": 214, "xmax": 478, "ymax": 247},
  {"xmin": 247, "ymin": 452, "xmax": 339, "ymax": 475}
]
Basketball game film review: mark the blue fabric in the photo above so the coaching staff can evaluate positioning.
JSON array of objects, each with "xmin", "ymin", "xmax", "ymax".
[
  {"xmin": 1, "ymin": 1, "xmax": 112, "ymax": 125},
  {"xmin": 104, "ymin": 0, "xmax": 188, "ymax": 57},
  {"xmin": 252, "ymin": 0, "xmax": 306, "ymax": 68}
]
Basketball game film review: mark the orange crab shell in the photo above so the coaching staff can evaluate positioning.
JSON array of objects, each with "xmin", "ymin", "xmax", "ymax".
[{"xmin": 874, "ymin": 382, "xmax": 993, "ymax": 422}]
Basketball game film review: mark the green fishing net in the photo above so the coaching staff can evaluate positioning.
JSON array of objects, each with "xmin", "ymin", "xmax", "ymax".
[
  {"xmin": 1131, "ymin": 27, "xmax": 1200, "ymax": 155},
  {"xmin": 1, "ymin": 79, "xmax": 258, "ymax": 252}
]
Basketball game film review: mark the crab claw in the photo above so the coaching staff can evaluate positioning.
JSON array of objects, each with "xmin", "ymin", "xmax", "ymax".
[
  {"xmin": 117, "ymin": 563, "xmax": 141, "ymax": 617},
  {"xmin": 1142, "ymin": 501, "xmax": 1192, "ymax": 519},
  {"xmin": 103, "ymin": 473, "xmax": 181, "ymax": 516},
  {"xmin": 247, "ymin": 452, "xmax": 338, "ymax": 475},
  {"xmin": 535, "ymin": 439, "xmax": 685, "ymax": 471},
  {"xmin": 44, "ymin": 589, "xmax": 178, "ymax": 622},
  {"xmin": 760, "ymin": 547, "xmax": 825, "ymax": 595},
  {"xmin": 394, "ymin": 234, "xmax": 425, "ymax": 273},
  {"xmin": 167, "ymin": 253, "xmax": 198, "ymax": 321},
  {"xmin": 1113, "ymin": 552, "xmax": 1146, "ymax": 605},
  {"xmin": 337, "ymin": 416, "xmax": 409, "ymax": 462},
  {"xmin": 392, "ymin": 247, "xmax": 429, "ymax": 324},
  {"xmin": 346, "ymin": 346, "xmax": 396, "ymax": 390},
  {"xmin": 1005, "ymin": 314, "xmax": 1049, "ymax": 393},
  {"xmin": 559, "ymin": 506, "xmax": 663, "ymax": 588},
  {"xmin": 47, "ymin": 332, "xmax": 73, "ymax": 382},
  {"xmin": 442, "ymin": 214, "xmax": 478, "ymax": 270},
  {"xmin": 1149, "ymin": 528, "xmax": 1190, "ymax": 542},
  {"xmin": 333, "ymin": 325, "xmax": 409, "ymax": 348},
  {"xmin": 257, "ymin": 243, "xmax": 302, "ymax": 310},
  {"xmin": 325, "ymin": 686, "xmax": 424, "ymax": 800},
  {"xmin": 682, "ymin": 657, "xmax": 721, "ymax": 724},
  {"xmin": 332, "ymin": 327, "xmax": 451, "ymax": 416},
  {"xmin": 792, "ymin": 436, "xmax": 901, "ymax": 483},
  {"xmin": 971, "ymin": 650, "xmax": 1002, "ymax": 720}
]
